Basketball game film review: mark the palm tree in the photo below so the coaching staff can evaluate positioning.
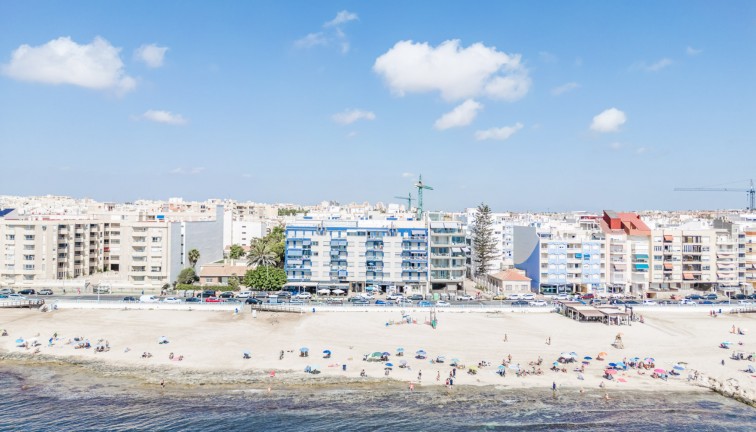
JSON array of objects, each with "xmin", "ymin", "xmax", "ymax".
[
  {"xmin": 188, "ymin": 248, "xmax": 200, "ymax": 268},
  {"xmin": 247, "ymin": 239, "xmax": 278, "ymax": 268}
]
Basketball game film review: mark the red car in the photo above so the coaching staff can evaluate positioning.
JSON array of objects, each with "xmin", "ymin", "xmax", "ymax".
[
  {"xmin": 204, "ymin": 297, "xmax": 222, "ymax": 303},
  {"xmin": 581, "ymin": 293, "xmax": 595, "ymax": 300}
]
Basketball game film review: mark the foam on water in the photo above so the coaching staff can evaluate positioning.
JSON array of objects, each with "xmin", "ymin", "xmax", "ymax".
[{"xmin": 1, "ymin": 363, "xmax": 754, "ymax": 431}]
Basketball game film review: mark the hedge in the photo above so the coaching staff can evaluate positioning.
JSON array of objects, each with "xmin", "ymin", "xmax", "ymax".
[{"xmin": 175, "ymin": 284, "xmax": 236, "ymax": 292}]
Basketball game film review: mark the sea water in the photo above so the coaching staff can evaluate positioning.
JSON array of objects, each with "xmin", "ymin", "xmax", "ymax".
[{"xmin": 0, "ymin": 364, "xmax": 754, "ymax": 432}]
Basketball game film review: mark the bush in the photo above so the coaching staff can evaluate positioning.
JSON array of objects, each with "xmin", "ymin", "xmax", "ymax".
[{"xmin": 175, "ymin": 284, "xmax": 236, "ymax": 292}]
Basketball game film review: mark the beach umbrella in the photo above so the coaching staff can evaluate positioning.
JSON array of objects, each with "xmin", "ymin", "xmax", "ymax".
[
  {"xmin": 560, "ymin": 352, "xmax": 572, "ymax": 358},
  {"xmin": 644, "ymin": 357, "xmax": 655, "ymax": 363},
  {"xmin": 382, "ymin": 352, "xmax": 391, "ymax": 357},
  {"xmin": 605, "ymin": 369, "xmax": 617, "ymax": 375},
  {"xmin": 553, "ymin": 362, "xmax": 559, "ymax": 367},
  {"xmin": 15, "ymin": 338, "xmax": 24, "ymax": 344},
  {"xmin": 416, "ymin": 350, "xmax": 427, "ymax": 356},
  {"xmin": 311, "ymin": 365, "xmax": 320, "ymax": 371},
  {"xmin": 400, "ymin": 360, "xmax": 407, "ymax": 367},
  {"xmin": 243, "ymin": 350, "xmax": 251, "ymax": 356},
  {"xmin": 630, "ymin": 357, "xmax": 640, "ymax": 362},
  {"xmin": 598, "ymin": 352, "xmax": 607, "ymax": 356},
  {"xmin": 332, "ymin": 289, "xmax": 345, "ymax": 295},
  {"xmin": 582, "ymin": 361, "xmax": 590, "ymax": 365},
  {"xmin": 654, "ymin": 368, "xmax": 666, "ymax": 374},
  {"xmin": 673, "ymin": 364, "xmax": 685, "ymax": 371},
  {"xmin": 616, "ymin": 362, "xmax": 626, "ymax": 368},
  {"xmin": 317, "ymin": 288, "xmax": 330, "ymax": 294},
  {"xmin": 323, "ymin": 350, "xmax": 332, "ymax": 355},
  {"xmin": 569, "ymin": 352, "xmax": 578, "ymax": 357},
  {"xmin": 158, "ymin": 336, "xmax": 168, "ymax": 343},
  {"xmin": 300, "ymin": 347, "xmax": 309, "ymax": 353},
  {"xmin": 397, "ymin": 347, "xmax": 404, "ymax": 353},
  {"xmin": 371, "ymin": 352, "xmax": 382, "ymax": 357},
  {"xmin": 608, "ymin": 362, "xmax": 617, "ymax": 368},
  {"xmin": 583, "ymin": 356, "xmax": 593, "ymax": 360},
  {"xmin": 721, "ymin": 341, "xmax": 732, "ymax": 345},
  {"xmin": 436, "ymin": 355, "xmax": 446, "ymax": 361},
  {"xmin": 385, "ymin": 362, "xmax": 394, "ymax": 368},
  {"xmin": 451, "ymin": 358, "xmax": 460, "ymax": 363},
  {"xmin": 498, "ymin": 365, "xmax": 505, "ymax": 371}
]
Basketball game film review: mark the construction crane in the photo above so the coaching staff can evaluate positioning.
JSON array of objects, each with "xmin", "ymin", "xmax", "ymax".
[
  {"xmin": 393, "ymin": 193, "xmax": 413, "ymax": 211},
  {"xmin": 414, "ymin": 175, "xmax": 433, "ymax": 219},
  {"xmin": 674, "ymin": 179, "xmax": 756, "ymax": 211}
]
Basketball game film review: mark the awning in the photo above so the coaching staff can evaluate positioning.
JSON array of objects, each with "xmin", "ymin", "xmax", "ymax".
[
  {"xmin": 664, "ymin": 235, "xmax": 673, "ymax": 241},
  {"xmin": 683, "ymin": 272, "xmax": 695, "ymax": 280},
  {"xmin": 443, "ymin": 223, "xmax": 457, "ymax": 229},
  {"xmin": 717, "ymin": 272, "xmax": 732, "ymax": 279},
  {"xmin": 411, "ymin": 230, "xmax": 426, "ymax": 236},
  {"xmin": 633, "ymin": 254, "xmax": 649, "ymax": 259},
  {"xmin": 717, "ymin": 262, "xmax": 735, "ymax": 268},
  {"xmin": 452, "ymin": 247, "xmax": 463, "ymax": 253},
  {"xmin": 429, "ymin": 222, "xmax": 444, "ymax": 228},
  {"xmin": 664, "ymin": 263, "xmax": 673, "ymax": 270},
  {"xmin": 633, "ymin": 263, "xmax": 649, "ymax": 270}
]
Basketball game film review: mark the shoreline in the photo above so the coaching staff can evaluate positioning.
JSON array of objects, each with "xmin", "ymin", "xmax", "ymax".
[{"xmin": 1, "ymin": 308, "xmax": 754, "ymax": 407}]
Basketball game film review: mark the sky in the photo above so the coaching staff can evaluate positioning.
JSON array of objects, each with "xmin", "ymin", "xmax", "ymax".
[{"xmin": 1, "ymin": 1, "xmax": 755, "ymax": 212}]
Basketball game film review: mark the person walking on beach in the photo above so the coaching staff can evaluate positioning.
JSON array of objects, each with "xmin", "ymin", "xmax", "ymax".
[
  {"xmin": 546, "ymin": 336, "xmax": 551, "ymax": 345},
  {"xmin": 436, "ymin": 371, "xmax": 440, "ymax": 381},
  {"xmin": 504, "ymin": 333, "xmax": 508, "ymax": 342},
  {"xmin": 409, "ymin": 382, "xmax": 414, "ymax": 392},
  {"xmin": 452, "ymin": 368, "xmax": 456, "ymax": 378},
  {"xmin": 418, "ymin": 370, "xmax": 422, "ymax": 382},
  {"xmin": 552, "ymin": 381, "xmax": 557, "ymax": 392}
]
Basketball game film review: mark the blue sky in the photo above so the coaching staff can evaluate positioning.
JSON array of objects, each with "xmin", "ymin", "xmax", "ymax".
[{"xmin": 1, "ymin": 1, "xmax": 755, "ymax": 212}]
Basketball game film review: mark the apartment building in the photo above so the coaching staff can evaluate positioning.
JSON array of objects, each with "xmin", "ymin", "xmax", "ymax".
[
  {"xmin": 600, "ymin": 210, "xmax": 651, "ymax": 295},
  {"xmin": 428, "ymin": 220, "xmax": 466, "ymax": 291},
  {"xmin": 0, "ymin": 206, "xmax": 224, "ymax": 291}
]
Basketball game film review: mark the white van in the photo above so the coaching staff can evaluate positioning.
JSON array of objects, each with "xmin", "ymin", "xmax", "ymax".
[
  {"xmin": 139, "ymin": 295, "xmax": 159, "ymax": 303},
  {"xmin": 237, "ymin": 291, "xmax": 252, "ymax": 299}
]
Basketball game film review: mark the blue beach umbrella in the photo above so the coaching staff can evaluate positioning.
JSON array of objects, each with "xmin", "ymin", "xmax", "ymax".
[
  {"xmin": 583, "ymin": 356, "xmax": 593, "ymax": 360},
  {"xmin": 397, "ymin": 347, "xmax": 404, "ymax": 353},
  {"xmin": 385, "ymin": 363, "xmax": 394, "ymax": 368},
  {"xmin": 300, "ymin": 347, "xmax": 309, "ymax": 353},
  {"xmin": 323, "ymin": 349, "xmax": 331, "ymax": 354},
  {"xmin": 608, "ymin": 362, "xmax": 617, "ymax": 368},
  {"xmin": 498, "ymin": 365, "xmax": 505, "ymax": 371},
  {"xmin": 382, "ymin": 352, "xmax": 391, "ymax": 357},
  {"xmin": 553, "ymin": 362, "xmax": 559, "ymax": 367},
  {"xmin": 15, "ymin": 338, "xmax": 24, "ymax": 344},
  {"xmin": 673, "ymin": 364, "xmax": 685, "ymax": 371},
  {"xmin": 630, "ymin": 357, "xmax": 640, "ymax": 362}
]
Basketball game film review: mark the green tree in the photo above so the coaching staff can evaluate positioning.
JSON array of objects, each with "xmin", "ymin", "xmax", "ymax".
[
  {"xmin": 188, "ymin": 248, "xmax": 200, "ymax": 268},
  {"xmin": 247, "ymin": 238, "xmax": 279, "ymax": 268},
  {"xmin": 228, "ymin": 274, "xmax": 240, "ymax": 290},
  {"xmin": 471, "ymin": 203, "xmax": 499, "ymax": 276},
  {"xmin": 177, "ymin": 267, "xmax": 198, "ymax": 284},
  {"xmin": 243, "ymin": 265, "xmax": 286, "ymax": 290},
  {"xmin": 228, "ymin": 244, "xmax": 245, "ymax": 260},
  {"xmin": 265, "ymin": 225, "xmax": 285, "ymax": 267}
]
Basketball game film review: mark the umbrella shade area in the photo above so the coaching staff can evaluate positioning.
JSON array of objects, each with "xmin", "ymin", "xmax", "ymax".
[
  {"xmin": 673, "ymin": 365, "xmax": 685, "ymax": 371},
  {"xmin": 317, "ymin": 289, "xmax": 330, "ymax": 294},
  {"xmin": 654, "ymin": 369, "xmax": 666, "ymax": 374},
  {"xmin": 332, "ymin": 289, "xmax": 345, "ymax": 295},
  {"xmin": 605, "ymin": 369, "xmax": 617, "ymax": 375},
  {"xmin": 397, "ymin": 348, "xmax": 405, "ymax": 353},
  {"xmin": 300, "ymin": 347, "xmax": 309, "ymax": 352},
  {"xmin": 382, "ymin": 352, "xmax": 391, "ymax": 357}
]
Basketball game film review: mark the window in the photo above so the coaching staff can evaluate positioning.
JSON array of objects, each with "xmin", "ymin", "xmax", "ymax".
[
  {"xmin": 23, "ymin": 245, "xmax": 34, "ymax": 250},
  {"xmin": 23, "ymin": 264, "xmax": 34, "ymax": 270},
  {"xmin": 205, "ymin": 277, "xmax": 213, "ymax": 282},
  {"xmin": 24, "ymin": 235, "xmax": 34, "ymax": 241},
  {"xmin": 151, "ymin": 237, "xmax": 162, "ymax": 242},
  {"xmin": 5, "ymin": 235, "xmax": 14, "ymax": 241},
  {"xmin": 151, "ymin": 266, "xmax": 162, "ymax": 272},
  {"xmin": 23, "ymin": 255, "xmax": 34, "ymax": 261}
]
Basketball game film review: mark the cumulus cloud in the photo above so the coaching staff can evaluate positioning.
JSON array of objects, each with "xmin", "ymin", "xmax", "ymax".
[
  {"xmin": 331, "ymin": 109, "xmax": 376, "ymax": 125},
  {"xmin": 633, "ymin": 58, "xmax": 673, "ymax": 72},
  {"xmin": 324, "ymin": 10, "xmax": 358, "ymax": 27},
  {"xmin": 590, "ymin": 108, "xmax": 626, "ymax": 133},
  {"xmin": 551, "ymin": 82, "xmax": 580, "ymax": 96},
  {"xmin": 2, "ymin": 36, "xmax": 136, "ymax": 93},
  {"xmin": 686, "ymin": 46, "xmax": 702, "ymax": 56},
  {"xmin": 475, "ymin": 122, "xmax": 523, "ymax": 141},
  {"xmin": 434, "ymin": 99, "xmax": 483, "ymax": 130},
  {"xmin": 374, "ymin": 39, "xmax": 531, "ymax": 102},
  {"xmin": 170, "ymin": 167, "xmax": 205, "ymax": 175},
  {"xmin": 141, "ymin": 110, "xmax": 187, "ymax": 125},
  {"xmin": 133, "ymin": 43, "xmax": 168, "ymax": 68}
]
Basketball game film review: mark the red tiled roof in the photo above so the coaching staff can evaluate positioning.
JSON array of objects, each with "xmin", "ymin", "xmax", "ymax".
[{"xmin": 490, "ymin": 269, "xmax": 531, "ymax": 282}]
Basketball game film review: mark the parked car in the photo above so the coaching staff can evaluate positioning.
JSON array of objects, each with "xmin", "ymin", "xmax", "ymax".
[
  {"xmin": 747, "ymin": 293, "xmax": 756, "ymax": 300},
  {"xmin": 295, "ymin": 292, "xmax": 312, "ymax": 300},
  {"xmin": 245, "ymin": 297, "xmax": 263, "ymax": 305},
  {"xmin": 185, "ymin": 297, "xmax": 201, "ymax": 303},
  {"xmin": 0, "ymin": 288, "xmax": 15, "ymax": 295},
  {"xmin": 435, "ymin": 300, "xmax": 451, "ymax": 307},
  {"xmin": 737, "ymin": 300, "xmax": 754, "ymax": 306},
  {"xmin": 350, "ymin": 298, "xmax": 370, "ymax": 305},
  {"xmin": 685, "ymin": 294, "xmax": 704, "ymax": 300},
  {"xmin": 521, "ymin": 293, "xmax": 536, "ymax": 301},
  {"xmin": 386, "ymin": 293, "xmax": 403, "ymax": 301},
  {"xmin": 417, "ymin": 301, "xmax": 433, "ymax": 307},
  {"xmin": 139, "ymin": 295, "xmax": 159, "ymax": 303},
  {"xmin": 375, "ymin": 299, "xmax": 392, "ymax": 306},
  {"xmin": 274, "ymin": 291, "xmax": 292, "ymax": 299},
  {"xmin": 204, "ymin": 297, "xmax": 222, "ymax": 303},
  {"xmin": 642, "ymin": 300, "xmax": 657, "ymax": 305},
  {"xmin": 508, "ymin": 293, "xmax": 523, "ymax": 300},
  {"xmin": 8, "ymin": 294, "xmax": 26, "ymax": 300},
  {"xmin": 199, "ymin": 290, "xmax": 216, "ymax": 299},
  {"xmin": 581, "ymin": 293, "xmax": 595, "ymax": 300},
  {"xmin": 225, "ymin": 298, "xmax": 242, "ymax": 303},
  {"xmin": 680, "ymin": 299, "xmax": 698, "ymax": 305},
  {"xmin": 705, "ymin": 293, "xmax": 718, "ymax": 300},
  {"xmin": 0, "ymin": 294, "xmax": 7, "ymax": 299},
  {"xmin": 219, "ymin": 291, "xmax": 235, "ymax": 299},
  {"xmin": 457, "ymin": 294, "xmax": 474, "ymax": 301},
  {"xmin": 325, "ymin": 298, "xmax": 344, "ymax": 304},
  {"xmin": 492, "ymin": 294, "xmax": 507, "ymax": 300},
  {"xmin": 409, "ymin": 294, "xmax": 424, "ymax": 301},
  {"xmin": 18, "ymin": 289, "xmax": 36, "ymax": 295},
  {"xmin": 555, "ymin": 294, "xmax": 570, "ymax": 301},
  {"xmin": 163, "ymin": 297, "xmax": 182, "ymax": 304},
  {"xmin": 236, "ymin": 291, "xmax": 252, "ymax": 299},
  {"xmin": 123, "ymin": 296, "xmax": 138, "ymax": 302},
  {"xmin": 511, "ymin": 300, "xmax": 529, "ymax": 306},
  {"xmin": 529, "ymin": 300, "xmax": 548, "ymax": 306},
  {"xmin": 38, "ymin": 289, "xmax": 53, "ymax": 296},
  {"xmin": 701, "ymin": 300, "xmax": 714, "ymax": 305}
]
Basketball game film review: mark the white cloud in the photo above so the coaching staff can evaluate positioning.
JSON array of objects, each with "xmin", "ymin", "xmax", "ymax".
[
  {"xmin": 609, "ymin": 142, "xmax": 622, "ymax": 150},
  {"xmin": 374, "ymin": 39, "xmax": 531, "ymax": 102},
  {"xmin": 294, "ymin": 32, "xmax": 328, "ymax": 49},
  {"xmin": 401, "ymin": 172, "xmax": 415, "ymax": 178},
  {"xmin": 434, "ymin": 99, "xmax": 483, "ymax": 130},
  {"xmin": 170, "ymin": 167, "xmax": 205, "ymax": 175},
  {"xmin": 552, "ymin": 82, "xmax": 580, "ymax": 96},
  {"xmin": 133, "ymin": 43, "xmax": 168, "ymax": 68},
  {"xmin": 475, "ymin": 122, "xmax": 523, "ymax": 141},
  {"xmin": 141, "ymin": 110, "xmax": 187, "ymax": 125},
  {"xmin": 590, "ymin": 108, "xmax": 626, "ymax": 133},
  {"xmin": 324, "ymin": 10, "xmax": 358, "ymax": 27},
  {"xmin": 2, "ymin": 36, "xmax": 136, "ymax": 93},
  {"xmin": 686, "ymin": 46, "xmax": 702, "ymax": 56},
  {"xmin": 331, "ymin": 109, "xmax": 376, "ymax": 125},
  {"xmin": 633, "ymin": 58, "xmax": 673, "ymax": 72}
]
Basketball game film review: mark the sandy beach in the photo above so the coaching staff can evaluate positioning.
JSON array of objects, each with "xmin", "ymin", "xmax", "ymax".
[{"xmin": 1, "ymin": 307, "xmax": 754, "ymax": 404}]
